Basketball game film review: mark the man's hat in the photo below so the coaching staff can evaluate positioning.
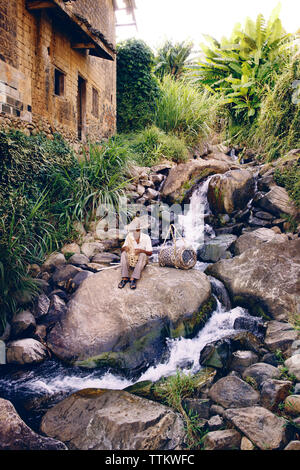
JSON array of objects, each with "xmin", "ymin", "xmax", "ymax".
[{"xmin": 125, "ymin": 215, "xmax": 150, "ymax": 232}]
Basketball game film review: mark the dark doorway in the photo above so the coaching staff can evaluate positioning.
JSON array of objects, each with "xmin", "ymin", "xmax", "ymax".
[{"xmin": 77, "ymin": 75, "xmax": 86, "ymax": 140}]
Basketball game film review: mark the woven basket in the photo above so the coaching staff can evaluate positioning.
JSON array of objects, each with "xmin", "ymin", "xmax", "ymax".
[
  {"xmin": 159, "ymin": 245, "xmax": 196, "ymax": 270},
  {"xmin": 158, "ymin": 224, "xmax": 197, "ymax": 270}
]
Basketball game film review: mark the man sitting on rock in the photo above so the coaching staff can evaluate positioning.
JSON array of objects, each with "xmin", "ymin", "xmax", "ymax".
[{"xmin": 118, "ymin": 215, "xmax": 152, "ymax": 290}]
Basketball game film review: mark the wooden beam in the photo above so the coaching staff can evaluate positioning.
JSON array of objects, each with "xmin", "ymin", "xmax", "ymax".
[
  {"xmin": 72, "ymin": 42, "xmax": 96, "ymax": 49},
  {"xmin": 27, "ymin": 1, "xmax": 56, "ymax": 10}
]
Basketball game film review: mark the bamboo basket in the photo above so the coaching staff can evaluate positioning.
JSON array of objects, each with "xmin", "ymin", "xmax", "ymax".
[{"xmin": 158, "ymin": 225, "xmax": 197, "ymax": 270}]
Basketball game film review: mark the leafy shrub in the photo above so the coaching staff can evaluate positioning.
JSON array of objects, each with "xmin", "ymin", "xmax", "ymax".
[
  {"xmin": 191, "ymin": 5, "xmax": 296, "ymax": 121},
  {"xmin": 155, "ymin": 75, "xmax": 219, "ymax": 145},
  {"xmin": 117, "ymin": 39, "xmax": 161, "ymax": 133}
]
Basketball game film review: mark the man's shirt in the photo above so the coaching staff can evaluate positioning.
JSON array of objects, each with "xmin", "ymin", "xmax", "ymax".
[{"xmin": 123, "ymin": 232, "xmax": 152, "ymax": 253}]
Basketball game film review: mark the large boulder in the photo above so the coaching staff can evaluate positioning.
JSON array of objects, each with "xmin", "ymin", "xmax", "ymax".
[
  {"xmin": 161, "ymin": 158, "xmax": 238, "ymax": 203},
  {"xmin": 224, "ymin": 406, "xmax": 291, "ymax": 450},
  {"xmin": 207, "ymin": 169, "xmax": 255, "ymax": 214},
  {"xmin": 234, "ymin": 228, "xmax": 287, "ymax": 255},
  {"xmin": 206, "ymin": 239, "xmax": 300, "ymax": 321},
  {"xmin": 40, "ymin": 389, "xmax": 185, "ymax": 450},
  {"xmin": 47, "ymin": 266, "xmax": 213, "ymax": 373},
  {"xmin": 0, "ymin": 398, "xmax": 67, "ymax": 450}
]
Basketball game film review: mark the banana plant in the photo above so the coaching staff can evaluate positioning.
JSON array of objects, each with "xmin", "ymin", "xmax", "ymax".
[{"xmin": 189, "ymin": 4, "xmax": 297, "ymax": 120}]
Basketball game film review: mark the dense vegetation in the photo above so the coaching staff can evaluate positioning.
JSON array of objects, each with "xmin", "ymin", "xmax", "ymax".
[
  {"xmin": 0, "ymin": 131, "xmax": 132, "ymax": 327},
  {"xmin": 116, "ymin": 39, "xmax": 160, "ymax": 133},
  {"xmin": 0, "ymin": 5, "xmax": 299, "ymax": 329}
]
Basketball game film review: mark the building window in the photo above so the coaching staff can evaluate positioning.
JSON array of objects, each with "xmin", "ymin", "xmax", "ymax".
[
  {"xmin": 92, "ymin": 87, "xmax": 99, "ymax": 118},
  {"xmin": 54, "ymin": 68, "xmax": 65, "ymax": 96}
]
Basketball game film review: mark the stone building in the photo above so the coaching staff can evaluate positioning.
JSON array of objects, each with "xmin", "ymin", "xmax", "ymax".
[{"xmin": 0, "ymin": 0, "xmax": 134, "ymax": 143}]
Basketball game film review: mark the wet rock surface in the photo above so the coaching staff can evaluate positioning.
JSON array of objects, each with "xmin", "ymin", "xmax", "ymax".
[{"xmin": 40, "ymin": 389, "xmax": 185, "ymax": 450}]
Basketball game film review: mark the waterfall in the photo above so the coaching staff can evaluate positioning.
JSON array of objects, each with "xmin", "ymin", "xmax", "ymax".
[{"xmin": 177, "ymin": 176, "xmax": 215, "ymax": 251}]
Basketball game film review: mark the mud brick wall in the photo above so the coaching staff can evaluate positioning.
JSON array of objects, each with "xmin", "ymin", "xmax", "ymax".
[{"xmin": 0, "ymin": 0, "xmax": 116, "ymax": 145}]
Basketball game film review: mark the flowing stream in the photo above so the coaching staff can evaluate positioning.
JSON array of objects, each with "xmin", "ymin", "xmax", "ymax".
[{"xmin": 0, "ymin": 172, "xmax": 261, "ymax": 424}]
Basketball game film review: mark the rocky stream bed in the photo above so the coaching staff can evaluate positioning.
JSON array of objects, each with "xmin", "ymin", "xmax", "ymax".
[{"xmin": 0, "ymin": 144, "xmax": 300, "ymax": 450}]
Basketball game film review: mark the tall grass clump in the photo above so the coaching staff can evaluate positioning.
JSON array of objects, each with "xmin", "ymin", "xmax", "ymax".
[
  {"xmin": 119, "ymin": 125, "xmax": 189, "ymax": 167},
  {"xmin": 155, "ymin": 75, "xmax": 219, "ymax": 145}
]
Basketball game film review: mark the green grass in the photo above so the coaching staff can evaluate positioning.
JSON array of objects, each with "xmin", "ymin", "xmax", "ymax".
[
  {"xmin": 155, "ymin": 75, "xmax": 221, "ymax": 145},
  {"xmin": 115, "ymin": 126, "xmax": 189, "ymax": 167},
  {"xmin": 154, "ymin": 370, "xmax": 208, "ymax": 449}
]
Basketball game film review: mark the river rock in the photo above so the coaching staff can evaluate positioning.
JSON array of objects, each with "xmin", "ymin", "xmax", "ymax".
[
  {"xmin": 46, "ymin": 266, "xmax": 213, "ymax": 373},
  {"xmin": 264, "ymin": 321, "xmax": 299, "ymax": 354},
  {"xmin": 41, "ymin": 295, "xmax": 67, "ymax": 326},
  {"xmin": 200, "ymin": 331, "xmax": 263, "ymax": 370},
  {"xmin": 208, "ymin": 376, "xmax": 259, "ymax": 408},
  {"xmin": 40, "ymin": 389, "xmax": 185, "ymax": 450},
  {"xmin": 52, "ymin": 265, "xmax": 82, "ymax": 287},
  {"xmin": 0, "ymin": 398, "xmax": 67, "ymax": 450},
  {"xmin": 11, "ymin": 310, "xmax": 36, "ymax": 339},
  {"xmin": 182, "ymin": 399, "xmax": 211, "ymax": 419},
  {"xmin": 61, "ymin": 243, "xmax": 80, "ymax": 255},
  {"xmin": 242, "ymin": 363, "xmax": 280, "ymax": 388},
  {"xmin": 206, "ymin": 239, "xmax": 300, "ymax": 321},
  {"xmin": 256, "ymin": 185, "xmax": 299, "ymax": 218},
  {"xmin": 70, "ymin": 271, "xmax": 94, "ymax": 291},
  {"xmin": 67, "ymin": 253, "xmax": 90, "ymax": 266},
  {"xmin": 203, "ymin": 429, "xmax": 241, "ymax": 450},
  {"xmin": 6, "ymin": 338, "xmax": 48, "ymax": 364},
  {"xmin": 92, "ymin": 252, "xmax": 120, "ymax": 264},
  {"xmin": 80, "ymin": 241, "xmax": 105, "ymax": 259},
  {"xmin": 260, "ymin": 379, "xmax": 292, "ymax": 411},
  {"xmin": 34, "ymin": 294, "xmax": 50, "ymax": 320},
  {"xmin": 207, "ymin": 169, "xmax": 255, "ymax": 214},
  {"xmin": 145, "ymin": 188, "xmax": 159, "ymax": 200},
  {"xmin": 224, "ymin": 406, "xmax": 290, "ymax": 450},
  {"xmin": 198, "ymin": 235, "xmax": 237, "ymax": 262},
  {"xmin": 41, "ymin": 252, "xmax": 66, "ymax": 272},
  {"xmin": 233, "ymin": 316, "xmax": 266, "ymax": 339},
  {"xmin": 240, "ymin": 436, "xmax": 255, "ymax": 450},
  {"xmin": 229, "ymin": 351, "xmax": 259, "ymax": 374},
  {"xmin": 207, "ymin": 415, "xmax": 224, "ymax": 431},
  {"xmin": 234, "ymin": 228, "xmax": 287, "ymax": 255},
  {"xmin": 284, "ymin": 441, "xmax": 300, "ymax": 450},
  {"xmin": 284, "ymin": 355, "xmax": 300, "ymax": 381},
  {"xmin": 161, "ymin": 158, "xmax": 237, "ymax": 203}
]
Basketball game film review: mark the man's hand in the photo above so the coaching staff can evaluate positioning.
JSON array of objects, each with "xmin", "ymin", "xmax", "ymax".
[
  {"xmin": 134, "ymin": 248, "xmax": 144, "ymax": 255},
  {"xmin": 122, "ymin": 246, "xmax": 130, "ymax": 253}
]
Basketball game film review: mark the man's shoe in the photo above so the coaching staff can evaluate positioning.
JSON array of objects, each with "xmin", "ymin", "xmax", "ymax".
[{"xmin": 118, "ymin": 279, "xmax": 129, "ymax": 289}]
